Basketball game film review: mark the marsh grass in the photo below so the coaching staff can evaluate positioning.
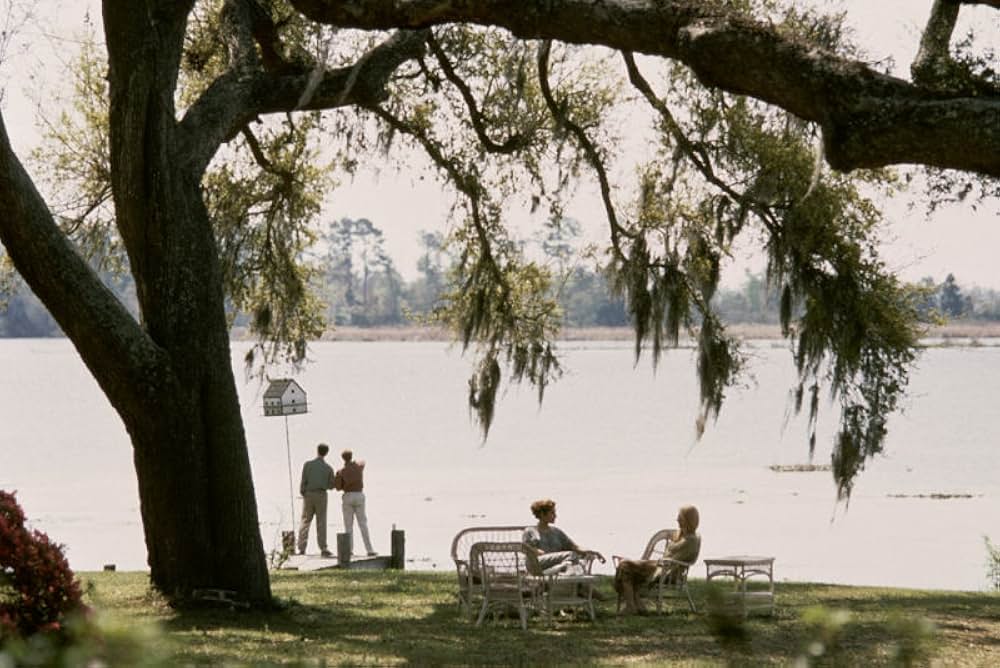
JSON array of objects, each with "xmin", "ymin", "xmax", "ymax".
[{"xmin": 78, "ymin": 571, "xmax": 1000, "ymax": 666}]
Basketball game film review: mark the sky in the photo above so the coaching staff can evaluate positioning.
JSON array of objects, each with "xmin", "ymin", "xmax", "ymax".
[{"xmin": 2, "ymin": 0, "xmax": 998, "ymax": 288}]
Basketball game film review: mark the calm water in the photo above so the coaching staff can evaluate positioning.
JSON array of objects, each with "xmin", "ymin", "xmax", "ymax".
[{"xmin": 2, "ymin": 338, "xmax": 998, "ymax": 591}]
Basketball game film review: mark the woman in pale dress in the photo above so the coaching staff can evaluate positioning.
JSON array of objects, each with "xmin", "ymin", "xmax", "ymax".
[{"xmin": 613, "ymin": 504, "xmax": 701, "ymax": 614}]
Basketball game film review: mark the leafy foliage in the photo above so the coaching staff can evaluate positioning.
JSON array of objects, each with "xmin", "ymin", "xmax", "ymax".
[
  {"xmin": 20, "ymin": 0, "xmax": 933, "ymax": 496},
  {"xmin": 204, "ymin": 113, "xmax": 329, "ymax": 376},
  {"xmin": 0, "ymin": 490, "xmax": 83, "ymax": 639},
  {"xmin": 357, "ymin": 28, "xmax": 618, "ymax": 434},
  {"xmin": 574, "ymin": 6, "xmax": 919, "ymax": 493},
  {"xmin": 27, "ymin": 26, "xmax": 120, "ymax": 274},
  {"xmin": 986, "ymin": 536, "xmax": 1000, "ymax": 592},
  {"xmin": 28, "ymin": 12, "xmax": 334, "ymax": 377}
]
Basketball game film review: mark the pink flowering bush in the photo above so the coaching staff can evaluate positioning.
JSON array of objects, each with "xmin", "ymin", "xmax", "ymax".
[{"xmin": 0, "ymin": 490, "xmax": 83, "ymax": 640}]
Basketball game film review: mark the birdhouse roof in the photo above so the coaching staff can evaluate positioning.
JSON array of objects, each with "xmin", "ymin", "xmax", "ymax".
[{"xmin": 263, "ymin": 378, "xmax": 304, "ymax": 398}]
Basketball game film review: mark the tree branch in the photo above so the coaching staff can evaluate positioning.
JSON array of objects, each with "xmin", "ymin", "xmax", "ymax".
[
  {"xmin": 0, "ymin": 113, "xmax": 169, "ymax": 416},
  {"xmin": 624, "ymin": 54, "xmax": 740, "ymax": 208},
  {"xmin": 286, "ymin": 0, "xmax": 1000, "ymax": 178},
  {"xmin": 621, "ymin": 52, "xmax": 785, "ymax": 239},
  {"xmin": 364, "ymin": 102, "xmax": 501, "ymax": 288},
  {"xmin": 426, "ymin": 32, "xmax": 530, "ymax": 154},
  {"xmin": 237, "ymin": 0, "xmax": 311, "ymax": 74},
  {"xmin": 241, "ymin": 125, "xmax": 289, "ymax": 178},
  {"xmin": 178, "ymin": 29, "xmax": 427, "ymax": 174},
  {"xmin": 912, "ymin": 0, "xmax": 961, "ymax": 86},
  {"xmin": 536, "ymin": 40, "xmax": 628, "ymax": 257},
  {"xmin": 218, "ymin": 0, "xmax": 265, "ymax": 74}
]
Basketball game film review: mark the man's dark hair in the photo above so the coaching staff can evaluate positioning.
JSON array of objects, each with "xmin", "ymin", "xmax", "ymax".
[
  {"xmin": 317, "ymin": 443, "xmax": 329, "ymax": 456},
  {"xmin": 341, "ymin": 449, "xmax": 353, "ymax": 462}
]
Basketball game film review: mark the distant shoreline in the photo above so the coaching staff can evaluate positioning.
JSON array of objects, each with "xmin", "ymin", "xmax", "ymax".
[
  {"xmin": 306, "ymin": 321, "xmax": 1000, "ymax": 343},
  {"xmin": 7, "ymin": 322, "xmax": 998, "ymax": 343}
]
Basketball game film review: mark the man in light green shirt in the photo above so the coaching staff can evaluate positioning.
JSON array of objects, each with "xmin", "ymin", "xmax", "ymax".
[{"xmin": 297, "ymin": 443, "xmax": 335, "ymax": 557}]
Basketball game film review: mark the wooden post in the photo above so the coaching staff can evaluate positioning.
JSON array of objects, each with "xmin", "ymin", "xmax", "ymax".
[
  {"xmin": 337, "ymin": 533, "xmax": 352, "ymax": 566},
  {"xmin": 390, "ymin": 528, "xmax": 405, "ymax": 569}
]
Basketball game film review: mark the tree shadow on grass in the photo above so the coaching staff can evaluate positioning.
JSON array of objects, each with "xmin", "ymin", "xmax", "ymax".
[
  {"xmin": 163, "ymin": 606, "xmax": 723, "ymax": 666},
  {"xmin": 154, "ymin": 575, "xmax": 997, "ymax": 666}
]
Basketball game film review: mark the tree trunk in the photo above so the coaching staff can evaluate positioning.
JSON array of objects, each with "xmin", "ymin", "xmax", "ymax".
[
  {"xmin": 125, "ymin": 339, "xmax": 272, "ymax": 604},
  {"xmin": 97, "ymin": 0, "xmax": 271, "ymax": 604}
]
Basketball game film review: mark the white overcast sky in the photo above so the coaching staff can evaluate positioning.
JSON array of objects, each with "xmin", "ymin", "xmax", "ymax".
[{"xmin": 2, "ymin": 0, "xmax": 998, "ymax": 287}]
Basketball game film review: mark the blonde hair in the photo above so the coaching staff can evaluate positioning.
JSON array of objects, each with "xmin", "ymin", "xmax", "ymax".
[{"xmin": 678, "ymin": 505, "xmax": 700, "ymax": 534}]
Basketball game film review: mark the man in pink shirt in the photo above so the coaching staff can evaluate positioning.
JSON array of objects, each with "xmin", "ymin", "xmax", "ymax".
[{"xmin": 334, "ymin": 449, "xmax": 376, "ymax": 556}]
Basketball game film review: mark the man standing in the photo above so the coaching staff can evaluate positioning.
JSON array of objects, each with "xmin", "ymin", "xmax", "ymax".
[
  {"xmin": 298, "ymin": 443, "xmax": 335, "ymax": 557},
  {"xmin": 334, "ymin": 449, "xmax": 376, "ymax": 556}
]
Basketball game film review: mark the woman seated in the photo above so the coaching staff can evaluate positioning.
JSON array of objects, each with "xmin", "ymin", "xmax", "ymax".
[
  {"xmin": 522, "ymin": 498, "xmax": 603, "ymax": 574},
  {"xmin": 613, "ymin": 504, "xmax": 701, "ymax": 614}
]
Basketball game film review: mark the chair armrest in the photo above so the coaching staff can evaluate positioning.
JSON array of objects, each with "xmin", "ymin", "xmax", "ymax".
[
  {"xmin": 650, "ymin": 557, "xmax": 693, "ymax": 584},
  {"xmin": 576, "ymin": 550, "xmax": 604, "ymax": 573},
  {"xmin": 659, "ymin": 557, "xmax": 694, "ymax": 568}
]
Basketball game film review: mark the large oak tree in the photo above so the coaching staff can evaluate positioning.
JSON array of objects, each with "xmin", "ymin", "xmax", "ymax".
[{"xmin": 1, "ymin": 0, "xmax": 995, "ymax": 604}]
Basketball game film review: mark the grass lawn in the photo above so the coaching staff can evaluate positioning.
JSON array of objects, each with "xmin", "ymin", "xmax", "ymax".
[{"xmin": 75, "ymin": 570, "xmax": 999, "ymax": 666}]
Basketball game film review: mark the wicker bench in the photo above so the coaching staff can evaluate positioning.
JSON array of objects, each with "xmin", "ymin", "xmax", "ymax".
[{"xmin": 452, "ymin": 526, "xmax": 601, "ymax": 624}]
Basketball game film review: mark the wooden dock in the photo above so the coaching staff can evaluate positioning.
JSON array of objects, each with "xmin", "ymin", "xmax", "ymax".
[
  {"xmin": 279, "ymin": 553, "xmax": 392, "ymax": 572},
  {"xmin": 279, "ymin": 529, "xmax": 405, "ymax": 572}
]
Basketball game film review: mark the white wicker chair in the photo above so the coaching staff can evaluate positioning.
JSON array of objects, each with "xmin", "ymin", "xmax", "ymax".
[
  {"xmin": 612, "ymin": 529, "xmax": 700, "ymax": 613},
  {"xmin": 470, "ymin": 541, "xmax": 544, "ymax": 629},
  {"xmin": 451, "ymin": 526, "xmax": 527, "ymax": 617}
]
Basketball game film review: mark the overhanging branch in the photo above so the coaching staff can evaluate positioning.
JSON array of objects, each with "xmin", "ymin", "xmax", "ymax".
[
  {"xmin": 537, "ymin": 40, "xmax": 629, "ymax": 256},
  {"xmin": 426, "ymin": 32, "xmax": 530, "ymax": 154},
  {"xmin": 364, "ymin": 103, "xmax": 503, "ymax": 292},
  {"xmin": 286, "ymin": 0, "xmax": 1000, "ymax": 178},
  {"xmin": 179, "ymin": 29, "xmax": 427, "ymax": 174}
]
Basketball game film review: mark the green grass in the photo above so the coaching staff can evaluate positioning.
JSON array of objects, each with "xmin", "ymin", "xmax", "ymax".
[{"xmin": 75, "ymin": 570, "xmax": 1000, "ymax": 666}]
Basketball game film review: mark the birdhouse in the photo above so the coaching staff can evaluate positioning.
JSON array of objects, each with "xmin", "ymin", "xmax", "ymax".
[{"xmin": 263, "ymin": 379, "xmax": 308, "ymax": 416}]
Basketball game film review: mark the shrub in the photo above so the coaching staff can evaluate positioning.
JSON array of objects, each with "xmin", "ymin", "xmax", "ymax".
[
  {"xmin": 986, "ymin": 536, "xmax": 1000, "ymax": 591},
  {"xmin": 0, "ymin": 490, "xmax": 84, "ymax": 640}
]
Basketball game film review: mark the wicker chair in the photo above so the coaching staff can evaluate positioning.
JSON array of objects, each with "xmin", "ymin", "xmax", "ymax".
[
  {"xmin": 612, "ymin": 529, "xmax": 700, "ymax": 613},
  {"xmin": 451, "ymin": 526, "xmax": 527, "ymax": 617},
  {"xmin": 453, "ymin": 526, "xmax": 602, "ymax": 624},
  {"xmin": 469, "ymin": 541, "xmax": 544, "ymax": 629},
  {"xmin": 470, "ymin": 541, "xmax": 600, "ymax": 627}
]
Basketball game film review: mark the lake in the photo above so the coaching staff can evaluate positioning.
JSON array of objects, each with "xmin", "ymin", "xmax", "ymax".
[{"xmin": 2, "ymin": 338, "xmax": 998, "ymax": 591}]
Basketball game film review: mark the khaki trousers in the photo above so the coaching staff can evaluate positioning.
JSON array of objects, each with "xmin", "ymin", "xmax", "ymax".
[
  {"xmin": 341, "ymin": 491, "xmax": 375, "ymax": 554},
  {"xmin": 297, "ymin": 490, "xmax": 329, "ymax": 553}
]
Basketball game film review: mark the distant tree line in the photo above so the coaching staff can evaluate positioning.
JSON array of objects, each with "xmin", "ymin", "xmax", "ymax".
[
  {"xmin": 0, "ymin": 270, "xmax": 136, "ymax": 337},
  {"xmin": 910, "ymin": 273, "xmax": 1000, "ymax": 321},
  {"xmin": 3, "ymin": 219, "xmax": 999, "ymax": 337}
]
